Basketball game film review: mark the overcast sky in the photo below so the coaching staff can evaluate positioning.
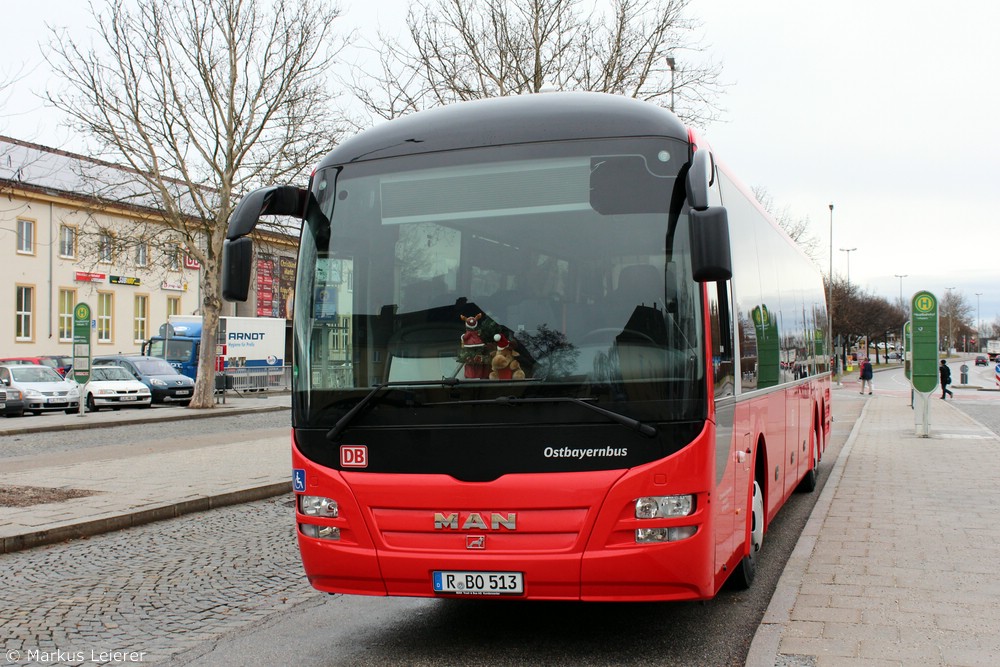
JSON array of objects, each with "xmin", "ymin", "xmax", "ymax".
[{"xmin": 5, "ymin": 0, "xmax": 999, "ymax": 326}]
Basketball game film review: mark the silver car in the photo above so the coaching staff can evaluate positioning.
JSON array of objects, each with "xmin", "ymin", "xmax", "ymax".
[{"xmin": 0, "ymin": 364, "xmax": 81, "ymax": 415}]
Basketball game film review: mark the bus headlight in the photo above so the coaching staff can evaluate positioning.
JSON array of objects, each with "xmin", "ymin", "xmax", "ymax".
[
  {"xmin": 299, "ymin": 495, "xmax": 338, "ymax": 518},
  {"xmin": 636, "ymin": 526, "xmax": 698, "ymax": 543},
  {"xmin": 300, "ymin": 524, "xmax": 341, "ymax": 540},
  {"xmin": 635, "ymin": 494, "xmax": 695, "ymax": 519}
]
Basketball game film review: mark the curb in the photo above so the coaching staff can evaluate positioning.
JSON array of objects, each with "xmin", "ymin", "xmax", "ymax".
[{"xmin": 0, "ymin": 481, "xmax": 291, "ymax": 555}]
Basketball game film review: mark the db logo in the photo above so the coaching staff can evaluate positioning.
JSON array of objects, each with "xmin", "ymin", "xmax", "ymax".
[{"xmin": 340, "ymin": 445, "xmax": 368, "ymax": 468}]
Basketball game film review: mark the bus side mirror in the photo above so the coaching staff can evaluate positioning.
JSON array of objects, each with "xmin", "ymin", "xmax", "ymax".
[
  {"xmin": 227, "ymin": 185, "xmax": 308, "ymax": 238},
  {"xmin": 222, "ymin": 237, "xmax": 254, "ymax": 302},
  {"xmin": 223, "ymin": 185, "xmax": 308, "ymax": 303},
  {"xmin": 685, "ymin": 149, "xmax": 715, "ymax": 211},
  {"xmin": 690, "ymin": 207, "xmax": 733, "ymax": 282}
]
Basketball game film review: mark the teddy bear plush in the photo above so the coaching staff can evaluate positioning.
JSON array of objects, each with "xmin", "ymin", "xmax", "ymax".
[
  {"xmin": 459, "ymin": 313, "xmax": 491, "ymax": 378},
  {"xmin": 490, "ymin": 333, "xmax": 525, "ymax": 380}
]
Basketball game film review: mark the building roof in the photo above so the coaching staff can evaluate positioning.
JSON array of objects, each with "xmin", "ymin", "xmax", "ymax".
[{"xmin": 0, "ymin": 135, "xmax": 211, "ymax": 218}]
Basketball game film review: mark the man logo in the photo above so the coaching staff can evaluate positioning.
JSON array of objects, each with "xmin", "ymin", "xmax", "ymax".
[
  {"xmin": 434, "ymin": 512, "xmax": 517, "ymax": 530},
  {"xmin": 467, "ymin": 536, "xmax": 486, "ymax": 549}
]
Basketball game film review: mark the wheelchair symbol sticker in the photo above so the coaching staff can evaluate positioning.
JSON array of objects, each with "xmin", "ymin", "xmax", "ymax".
[{"xmin": 293, "ymin": 469, "xmax": 306, "ymax": 492}]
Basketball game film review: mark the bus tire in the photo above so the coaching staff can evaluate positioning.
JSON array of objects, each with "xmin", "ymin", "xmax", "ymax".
[
  {"xmin": 797, "ymin": 428, "xmax": 818, "ymax": 493},
  {"xmin": 732, "ymin": 478, "xmax": 764, "ymax": 589}
]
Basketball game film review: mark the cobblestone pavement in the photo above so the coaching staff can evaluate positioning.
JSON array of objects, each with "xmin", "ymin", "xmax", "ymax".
[{"xmin": 0, "ymin": 495, "xmax": 321, "ymax": 666}]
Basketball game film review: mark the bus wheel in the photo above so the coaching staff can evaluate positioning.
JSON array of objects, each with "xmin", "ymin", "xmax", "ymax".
[
  {"xmin": 797, "ymin": 430, "xmax": 818, "ymax": 493},
  {"xmin": 732, "ymin": 479, "xmax": 764, "ymax": 589}
]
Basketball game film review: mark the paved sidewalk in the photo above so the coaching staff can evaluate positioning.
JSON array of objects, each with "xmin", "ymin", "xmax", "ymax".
[
  {"xmin": 0, "ymin": 394, "xmax": 292, "ymax": 554},
  {"xmin": 748, "ymin": 389, "xmax": 1000, "ymax": 666}
]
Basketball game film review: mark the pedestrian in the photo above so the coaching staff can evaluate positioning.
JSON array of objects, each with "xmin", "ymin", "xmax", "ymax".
[
  {"xmin": 859, "ymin": 357, "xmax": 873, "ymax": 395},
  {"xmin": 939, "ymin": 359, "xmax": 954, "ymax": 399}
]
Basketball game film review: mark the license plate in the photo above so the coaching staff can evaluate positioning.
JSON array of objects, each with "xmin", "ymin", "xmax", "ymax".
[
  {"xmin": 433, "ymin": 571, "xmax": 523, "ymax": 596},
  {"xmin": 176, "ymin": 390, "xmax": 191, "ymax": 396},
  {"xmin": 120, "ymin": 395, "xmax": 137, "ymax": 401},
  {"xmin": 48, "ymin": 397, "xmax": 65, "ymax": 404}
]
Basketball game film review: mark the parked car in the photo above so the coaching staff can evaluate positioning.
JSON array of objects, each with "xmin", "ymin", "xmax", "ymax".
[
  {"xmin": 0, "ymin": 355, "xmax": 73, "ymax": 376},
  {"xmin": 0, "ymin": 385, "xmax": 26, "ymax": 417},
  {"xmin": 92, "ymin": 355, "xmax": 194, "ymax": 405},
  {"xmin": 41, "ymin": 355, "xmax": 74, "ymax": 376},
  {"xmin": 975, "ymin": 355, "xmax": 989, "ymax": 367},
  {"xmin": 0, "ymin": 364, "xmax": 80, "ymax": 414},
  {"xmin": 80, "ymin": 365, "xmax": 153, "ymax": 411}
]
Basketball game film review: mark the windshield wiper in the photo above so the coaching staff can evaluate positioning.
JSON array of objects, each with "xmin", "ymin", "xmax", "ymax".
[
  {"xmin": 326, "ymin": 378, "xmax": 460, "ymax": 442},
  {"xmin": 437, "ymin": 395, "xmax": 658, "ymax": 438}
]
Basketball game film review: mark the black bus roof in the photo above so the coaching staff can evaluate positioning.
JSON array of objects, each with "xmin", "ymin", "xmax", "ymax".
[{"xmin": 319, "ymin": 92, "xmax": 689, "ymax": 166}]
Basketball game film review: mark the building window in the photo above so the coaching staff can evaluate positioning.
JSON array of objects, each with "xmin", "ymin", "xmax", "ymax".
[
  {"xmin": 167, "ymin": 246, "xmax": 181, "ymax": 271},
  {"xmin": 136, "ymin": 241, "xmax": 148, "ymax": 267},
  {"xmin": 59, "ymin": 225, "xmax": 77, "ymax": 259},
  {"xmin": 98, "ymin": 231, "xmax": 115, "ymax": 263},
  {"xmin": 17, "ymin": 219, "xmax": 35, "ymax": 255},
  {"xmin": 15, "ymin": 285, "xmax": 34, "ymax": 340},
  {"xmin": 59, "ymin": 289, "xmax": 77, "ymax": 342},
  {"xmin": 97, "ymin": 292, "xmax": 114, "ymax": 343},
  {"xmin": 134, "ymin": 295, "xmax": 149, "ymax": 343},
  {"xmin": 167, "ymin": 296, "xmax": 181, "ymax": 319}
]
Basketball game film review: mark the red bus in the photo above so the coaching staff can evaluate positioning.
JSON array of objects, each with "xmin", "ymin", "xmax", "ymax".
[{"xmin": 223, "ymin": 92, "xmax": 830, "ymax": 601}]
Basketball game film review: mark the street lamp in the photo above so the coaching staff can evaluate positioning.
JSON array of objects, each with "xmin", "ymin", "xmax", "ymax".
[
  {"xmin": 945, "ymin": 286, "xmax": 956, "ymax": 353},
  {"xmin": 666, "ymin": 56, "xmax": 676, "ymax": 112},
  {"xmin": 976, "ymin": 292, "xmax": 983, "ymax": 348},
  {"xmin": 828, "ymin": 204, "xmax": 835, "ymax": 376},
  {"xmin": 894, "ymin": 274, "xmax": 908, "ymax": 312},
  {"xmin": 840, "ymin": 247, "xmax": 857, "ymax": 287},
  {"xmin": 894, "ymin": 274, "xmax": 908, "ymax": 357}
]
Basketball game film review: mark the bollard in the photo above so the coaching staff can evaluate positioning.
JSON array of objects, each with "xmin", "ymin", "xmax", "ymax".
[{"xmin": 960, "ymin": 364, "xmax": 969, "ymax": 384}]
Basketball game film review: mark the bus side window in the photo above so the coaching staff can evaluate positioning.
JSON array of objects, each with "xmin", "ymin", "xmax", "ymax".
[{"xmin": 709, "ymin": 281, "xmax": 735, "ymax": 398}]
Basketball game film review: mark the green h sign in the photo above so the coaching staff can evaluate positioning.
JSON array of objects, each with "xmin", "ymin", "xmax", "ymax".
[
  {"xmin": 910, "ymin": 291, "xmax": 939, "ymax": 394},
  {"xmin": 73, "ymin": 302, "xmax": 92, "ymax": 385}
]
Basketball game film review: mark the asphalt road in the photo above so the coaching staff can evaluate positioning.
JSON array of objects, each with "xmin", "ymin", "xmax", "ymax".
[{"xmin": 0, "ymin": 409, "xmax": 288, "ymax": 460}]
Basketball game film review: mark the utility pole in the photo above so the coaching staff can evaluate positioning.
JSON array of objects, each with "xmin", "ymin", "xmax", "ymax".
[
  {"xmin": 666, "ymin": 56, "xmax": 676, "ymax": 112},
  {"xmin": 828, "ymin": 204, "xmax": 836, "ymax": 378}
]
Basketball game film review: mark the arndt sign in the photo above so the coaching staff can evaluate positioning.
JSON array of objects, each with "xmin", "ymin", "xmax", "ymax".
[{"xmin": 909, "ymin": 291, "xmax": 939, "ymax": 436}]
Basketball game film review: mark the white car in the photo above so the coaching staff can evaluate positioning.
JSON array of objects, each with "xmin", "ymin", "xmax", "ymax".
[
  {"xmin": 81, "ymin": 365, "xmax": 153, "ymax": 411},
  {"xmin": 0, "ymin": 364, "xmax": 81, "ymax": 415}
]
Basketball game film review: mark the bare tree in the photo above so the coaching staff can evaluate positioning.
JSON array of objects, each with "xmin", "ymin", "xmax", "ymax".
[
  {"xmin": 941, "ymin": 289, "xmax": 974, "ymax": 353},
  {"xmin": 752, "ymin": 186, "xmax": 820, "ymax": 262},
  {"xmin": 986, "ymin": 317, "xmax": 1000, "ymax": 342},
  {"xmin": 345, "ymin": 0, "xmax": 724, "ymax": 128},
  {"xmin": 44, "ymin": 0, "xmax": 348, "ymax": 408}
]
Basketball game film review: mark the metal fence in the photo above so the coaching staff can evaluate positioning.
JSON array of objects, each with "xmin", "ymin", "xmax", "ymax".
[{"xmin": 215, "ymin": 365, "xmax": 292, "ymax": 394}]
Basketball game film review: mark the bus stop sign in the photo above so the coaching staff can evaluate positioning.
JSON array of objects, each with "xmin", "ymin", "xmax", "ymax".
[
  {"xmin": 910, "ymin": 291, "xmax": 939, "ymax": 393},
  {"xmin": 73, "ymin": 302, "xmax": 92, "ymax": 385}
]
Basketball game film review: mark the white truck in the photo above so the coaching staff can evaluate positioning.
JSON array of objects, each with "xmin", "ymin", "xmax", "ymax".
[
  {"xmin": 145, "ymin": 316, "xmax": 287, "ymax": 387},
  {"xmin": 987, "ymin": 340, "xmax": 1000, "ymax": 361}
]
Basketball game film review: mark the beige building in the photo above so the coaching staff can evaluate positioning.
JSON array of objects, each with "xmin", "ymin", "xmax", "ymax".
[{"xmin": 0, "ymin": 136, "xmax": 295, "ymax": 359}]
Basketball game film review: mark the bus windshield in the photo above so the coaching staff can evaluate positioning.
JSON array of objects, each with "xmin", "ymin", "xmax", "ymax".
[{"xmin": 293, "ymin": 138, "xmax": 705, "ymax": 429}]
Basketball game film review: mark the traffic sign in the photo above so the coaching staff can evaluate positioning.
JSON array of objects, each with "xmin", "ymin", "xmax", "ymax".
[
  {"xmin": 73, "ymin": 302, "xmax": 92, "ymax": 385},
  {"xmin": 909, "ymin": 291, "xmax": 939, "ymax": 437},
  {"xmin": 910, "ymin": 291, "xmax": 939, "ymax": 394}
]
